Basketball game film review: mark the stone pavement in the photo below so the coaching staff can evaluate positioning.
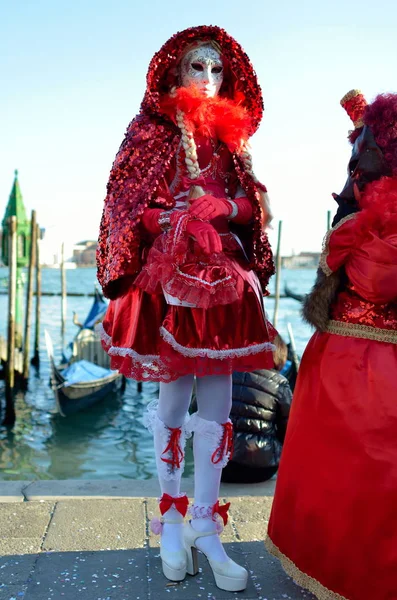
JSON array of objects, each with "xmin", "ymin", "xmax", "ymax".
[{"xmin": 0, "ymin": 478, "xmax": 314, "ymax": 600}]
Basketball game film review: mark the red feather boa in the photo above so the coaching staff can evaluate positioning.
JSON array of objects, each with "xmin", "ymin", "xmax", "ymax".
[
  {"xmin": 159, "ymin": 87, "xmax": 251, "ymax": 153},
  {"xmin": 355, "ymin": 176, "xmax": 397, "ymax": 242}
]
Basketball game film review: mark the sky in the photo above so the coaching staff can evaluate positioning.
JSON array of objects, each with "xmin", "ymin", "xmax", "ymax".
[{"xmin": 1, "ymin": 0, "xmax": 396, "ymax": 261}]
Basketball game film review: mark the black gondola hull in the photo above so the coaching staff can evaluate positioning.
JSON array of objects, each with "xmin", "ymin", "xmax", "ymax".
[{"xmin": 51, "ymin": 362, "xmax": 123, "ymax": 416}]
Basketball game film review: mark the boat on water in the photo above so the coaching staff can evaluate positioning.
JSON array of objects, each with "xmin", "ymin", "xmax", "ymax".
[
  {"xmin": 284, "ymin": 283, "xmax": 305, "ymax": 303},
  {"xmin": 44, "ymin": 262, "xmax": 77, "ymax": 269},
  {"xmin": 45, "ymin": 289, "xmax": 125, "ymax": 416}
]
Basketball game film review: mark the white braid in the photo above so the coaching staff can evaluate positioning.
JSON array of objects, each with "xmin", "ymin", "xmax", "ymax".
[
  {"xmin": 175, "ymin": 108, "xmax": 206, "ymax": 201},
  {"xmin": 238, "ymin": 143, "xmax": 272, "ymax": 226},
  {"xmin": 238, "ymin": 143, "xmax": 257, "ymax": 181},
  {"xmin": 174, "ymin": 107, "xmax": 271, "ymax": 225}
]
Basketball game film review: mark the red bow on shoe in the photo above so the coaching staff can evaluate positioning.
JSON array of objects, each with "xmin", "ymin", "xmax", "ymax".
[
  {"xmin": 212, "ymin": 500, "xmax": 231, "ymax": 526},
  {"xmin": 161, "ymin": 427, "xmax": 184, "ymax": 470},
  {"xmin": 211, "ymin": 422, "xmax": 234, "ymax": 465},
  {"xmin": 159, "ymin": 493, "xmax": 189, "ymax": 517}
]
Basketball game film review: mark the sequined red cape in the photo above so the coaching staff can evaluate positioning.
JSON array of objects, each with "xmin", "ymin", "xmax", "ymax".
[{"xmin": 97, "ymin": 25, "xmax": 274, "ymax": 299}]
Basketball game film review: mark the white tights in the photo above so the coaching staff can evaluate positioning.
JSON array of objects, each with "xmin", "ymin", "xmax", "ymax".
[
  {"xmin": 155, "ymin": 374, "xmax": 232, "ymax": 561},
  {"xmin": 158, "ymin": 373, "xmax": 232, "ymax": 427}
]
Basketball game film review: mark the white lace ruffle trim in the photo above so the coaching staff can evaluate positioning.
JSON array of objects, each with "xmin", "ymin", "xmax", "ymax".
[
  {"xmin": 97, "ymin": 323, "xmax": 160, "ymax": 364},
  {"xmin": 96, "ymin": 322, "xmax": 168, "ymax": 379},
  {"xmin": 97, "ymin": 322, "xmax": 274, "ymax": 367},
  {"xmin": 142, "ymin": 399, "xmax": 159, "ymax": 434},
  {"xmin": 188, "ymin": 502, "xmax": 226, "ymax": 532},
  {"xmin": 96, "ymin": 322, "xmax": 112, "ymax": 346},
  {"xmin": 160, "ymin": 326, "xmax": 275, "ymax": 360},
  {"xmin": 187, "ymin": 413, "xmax": 232, "ymax": 469},
  {"xmin": 189, "ymin": 503, "xmax": 214, "ymax": 520}
]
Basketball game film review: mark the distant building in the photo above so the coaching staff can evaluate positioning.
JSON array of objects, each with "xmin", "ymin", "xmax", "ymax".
[
  {"xmin": 72, "ymin": 240, "xmax": 97, "ymax": 267},
  {"xmin": 282, "ymin": 252, "xmax": 320, "ymax": 269}
]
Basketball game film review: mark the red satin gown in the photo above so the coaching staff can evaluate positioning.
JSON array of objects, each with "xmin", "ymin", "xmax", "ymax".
[
  {"xmin": 266, "ymin": 213, "xmax": 397, "ymax": 600},
  {"xmin": 99, "ymin": 136, "xmax": 275, "ymax": 382}
]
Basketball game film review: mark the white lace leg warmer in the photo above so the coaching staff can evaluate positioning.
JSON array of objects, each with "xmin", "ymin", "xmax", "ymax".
[
  {"xmin": 187, "ymin": 413, "xmax": 234, "ymax": 470},
  {"xmin": 144, "ymin": 399, "xmax": 191, "ymax": 483}
]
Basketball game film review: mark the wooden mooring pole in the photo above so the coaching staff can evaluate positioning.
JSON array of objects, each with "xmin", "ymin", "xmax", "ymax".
[
  {"xmin": 287, "ymin": 322, "xmax": 300, "ymax": 373},
  {"xmin": 31, "ymin": 223, "xmax": 42, "ymax": 367},
  {"xmin": 4, "ymin": 216, "xmax": 17, "ymax": 426},
  {"xmin": 23, "ymin": 210, "xmax": 37, "ymax": 381},
  {"xmin": 61, "ymin": 243, "xmax": 67, "ymax": 347},
  {"xmin": 273, "ymin": 220, "xmax": 283, "ymax": 328}
]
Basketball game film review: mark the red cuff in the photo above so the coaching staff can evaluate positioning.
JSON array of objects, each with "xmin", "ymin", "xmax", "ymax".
[{"xmin": 230, "ymin": 197, "xmax": 253, "ymax": 224}]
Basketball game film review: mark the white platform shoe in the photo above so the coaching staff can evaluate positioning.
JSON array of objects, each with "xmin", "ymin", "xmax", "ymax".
[
  {"xmin": 159, "ymin": 517, "xmax": 187, "ymax": 581},
  {"xmin": 184, "ymin": 520, "xmax": 248, "ymax": 592},
  {"xmin": 144, "ymin": 403, "xmax": 191, "ymax": 582},
  {"xmin": 150, "ymin": 493, "xmax": 190, "ymax": 582}
]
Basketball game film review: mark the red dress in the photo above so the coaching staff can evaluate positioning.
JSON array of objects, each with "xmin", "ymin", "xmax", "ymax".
[
  {"xmin": 266, "ymin": 211, "xmax": 397, "ymax": 599},
  {"xmin": 99, "ymin": 137, "xmax": 276, "ymax": 382}
]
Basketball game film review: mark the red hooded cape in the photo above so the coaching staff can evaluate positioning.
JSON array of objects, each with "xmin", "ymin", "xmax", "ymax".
[{"xmin": 97, "ymin": 25, "xmax": 274, "ymax": 299}]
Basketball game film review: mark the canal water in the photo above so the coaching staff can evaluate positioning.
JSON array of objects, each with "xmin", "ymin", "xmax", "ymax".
[{"xmin": 0, "ymin": 267, "xmax": 315, "ymax": 481}]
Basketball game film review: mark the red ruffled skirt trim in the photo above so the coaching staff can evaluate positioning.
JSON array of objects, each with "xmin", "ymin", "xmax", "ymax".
[
  {"xmin": 99, "ymin": 252, "xmax": 275, "ymax": 382},
  {"xmin": 99, "ymin": 321, "xmax": 274, "ymax": 382}
]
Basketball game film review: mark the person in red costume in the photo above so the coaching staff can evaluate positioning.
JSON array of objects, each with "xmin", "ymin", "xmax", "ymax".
[
  {"xmin": 96, "ymin": 26, "xmax": 276, "ymax": 592},
  {"xmin": 266, "ymin": 90, "xmax": 397, "ymax": 600}
]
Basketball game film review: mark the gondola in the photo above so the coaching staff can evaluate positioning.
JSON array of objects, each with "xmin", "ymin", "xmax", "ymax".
[
  {"xmin": 284, "ymin": 283, "xmax": 305, "ymax": 303},
  {"xmin": 62, "ymin": 288, "xmax": 108, "ymax": 363},
  {"xmin": 45, "ymin": 290, "xmax": 125, "ymax": 416}
]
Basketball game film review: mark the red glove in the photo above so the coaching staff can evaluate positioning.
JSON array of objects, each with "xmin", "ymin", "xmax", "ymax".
[
  {"xmin": 186, "ymin": 220, "xmax": 222, "ymax": 255},
  {"xmin": 141, "ymin": 208, "xmax": 163, "ymax": 235},
  {"xmin": 189, "ymin": 195, "xmax": 232, "ymax": 220},
  {"xmin": 189, "ymin": 195, "xmax": 253, "ymax": 224}
]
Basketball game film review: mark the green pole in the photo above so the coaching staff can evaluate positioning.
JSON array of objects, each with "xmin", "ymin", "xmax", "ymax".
[{"xmin": 5, "ymin": 216, "xmax": 17, "ymax": 425}]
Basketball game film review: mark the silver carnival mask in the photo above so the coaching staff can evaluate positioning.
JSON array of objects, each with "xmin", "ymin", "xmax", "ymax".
[{"xmin": 180, "ymin": 43, "xmax": 224, "ymax": 98}]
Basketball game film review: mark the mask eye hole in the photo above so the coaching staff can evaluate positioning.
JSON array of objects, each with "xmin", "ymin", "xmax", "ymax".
[
  {"xmin": 212, "ymin": 65, "xmax": 223, "ymax": 74},
  {"xmin": 191, "ymin": 62, "xmax": 204, "ymax": 72}
]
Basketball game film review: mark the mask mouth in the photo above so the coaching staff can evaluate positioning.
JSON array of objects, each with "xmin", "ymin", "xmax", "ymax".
[
  {"xmin": 202, "ymin": 85, "xmax": 217, "ymax": 96},
  {"xmin": 189, "ymin": 82, "xmax": 218, "ymax": 97}
]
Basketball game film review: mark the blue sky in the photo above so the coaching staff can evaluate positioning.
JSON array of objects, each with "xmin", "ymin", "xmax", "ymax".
[{"xmin": 1, "ymin": 0, "xmax": 396, "ymax": 260}]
